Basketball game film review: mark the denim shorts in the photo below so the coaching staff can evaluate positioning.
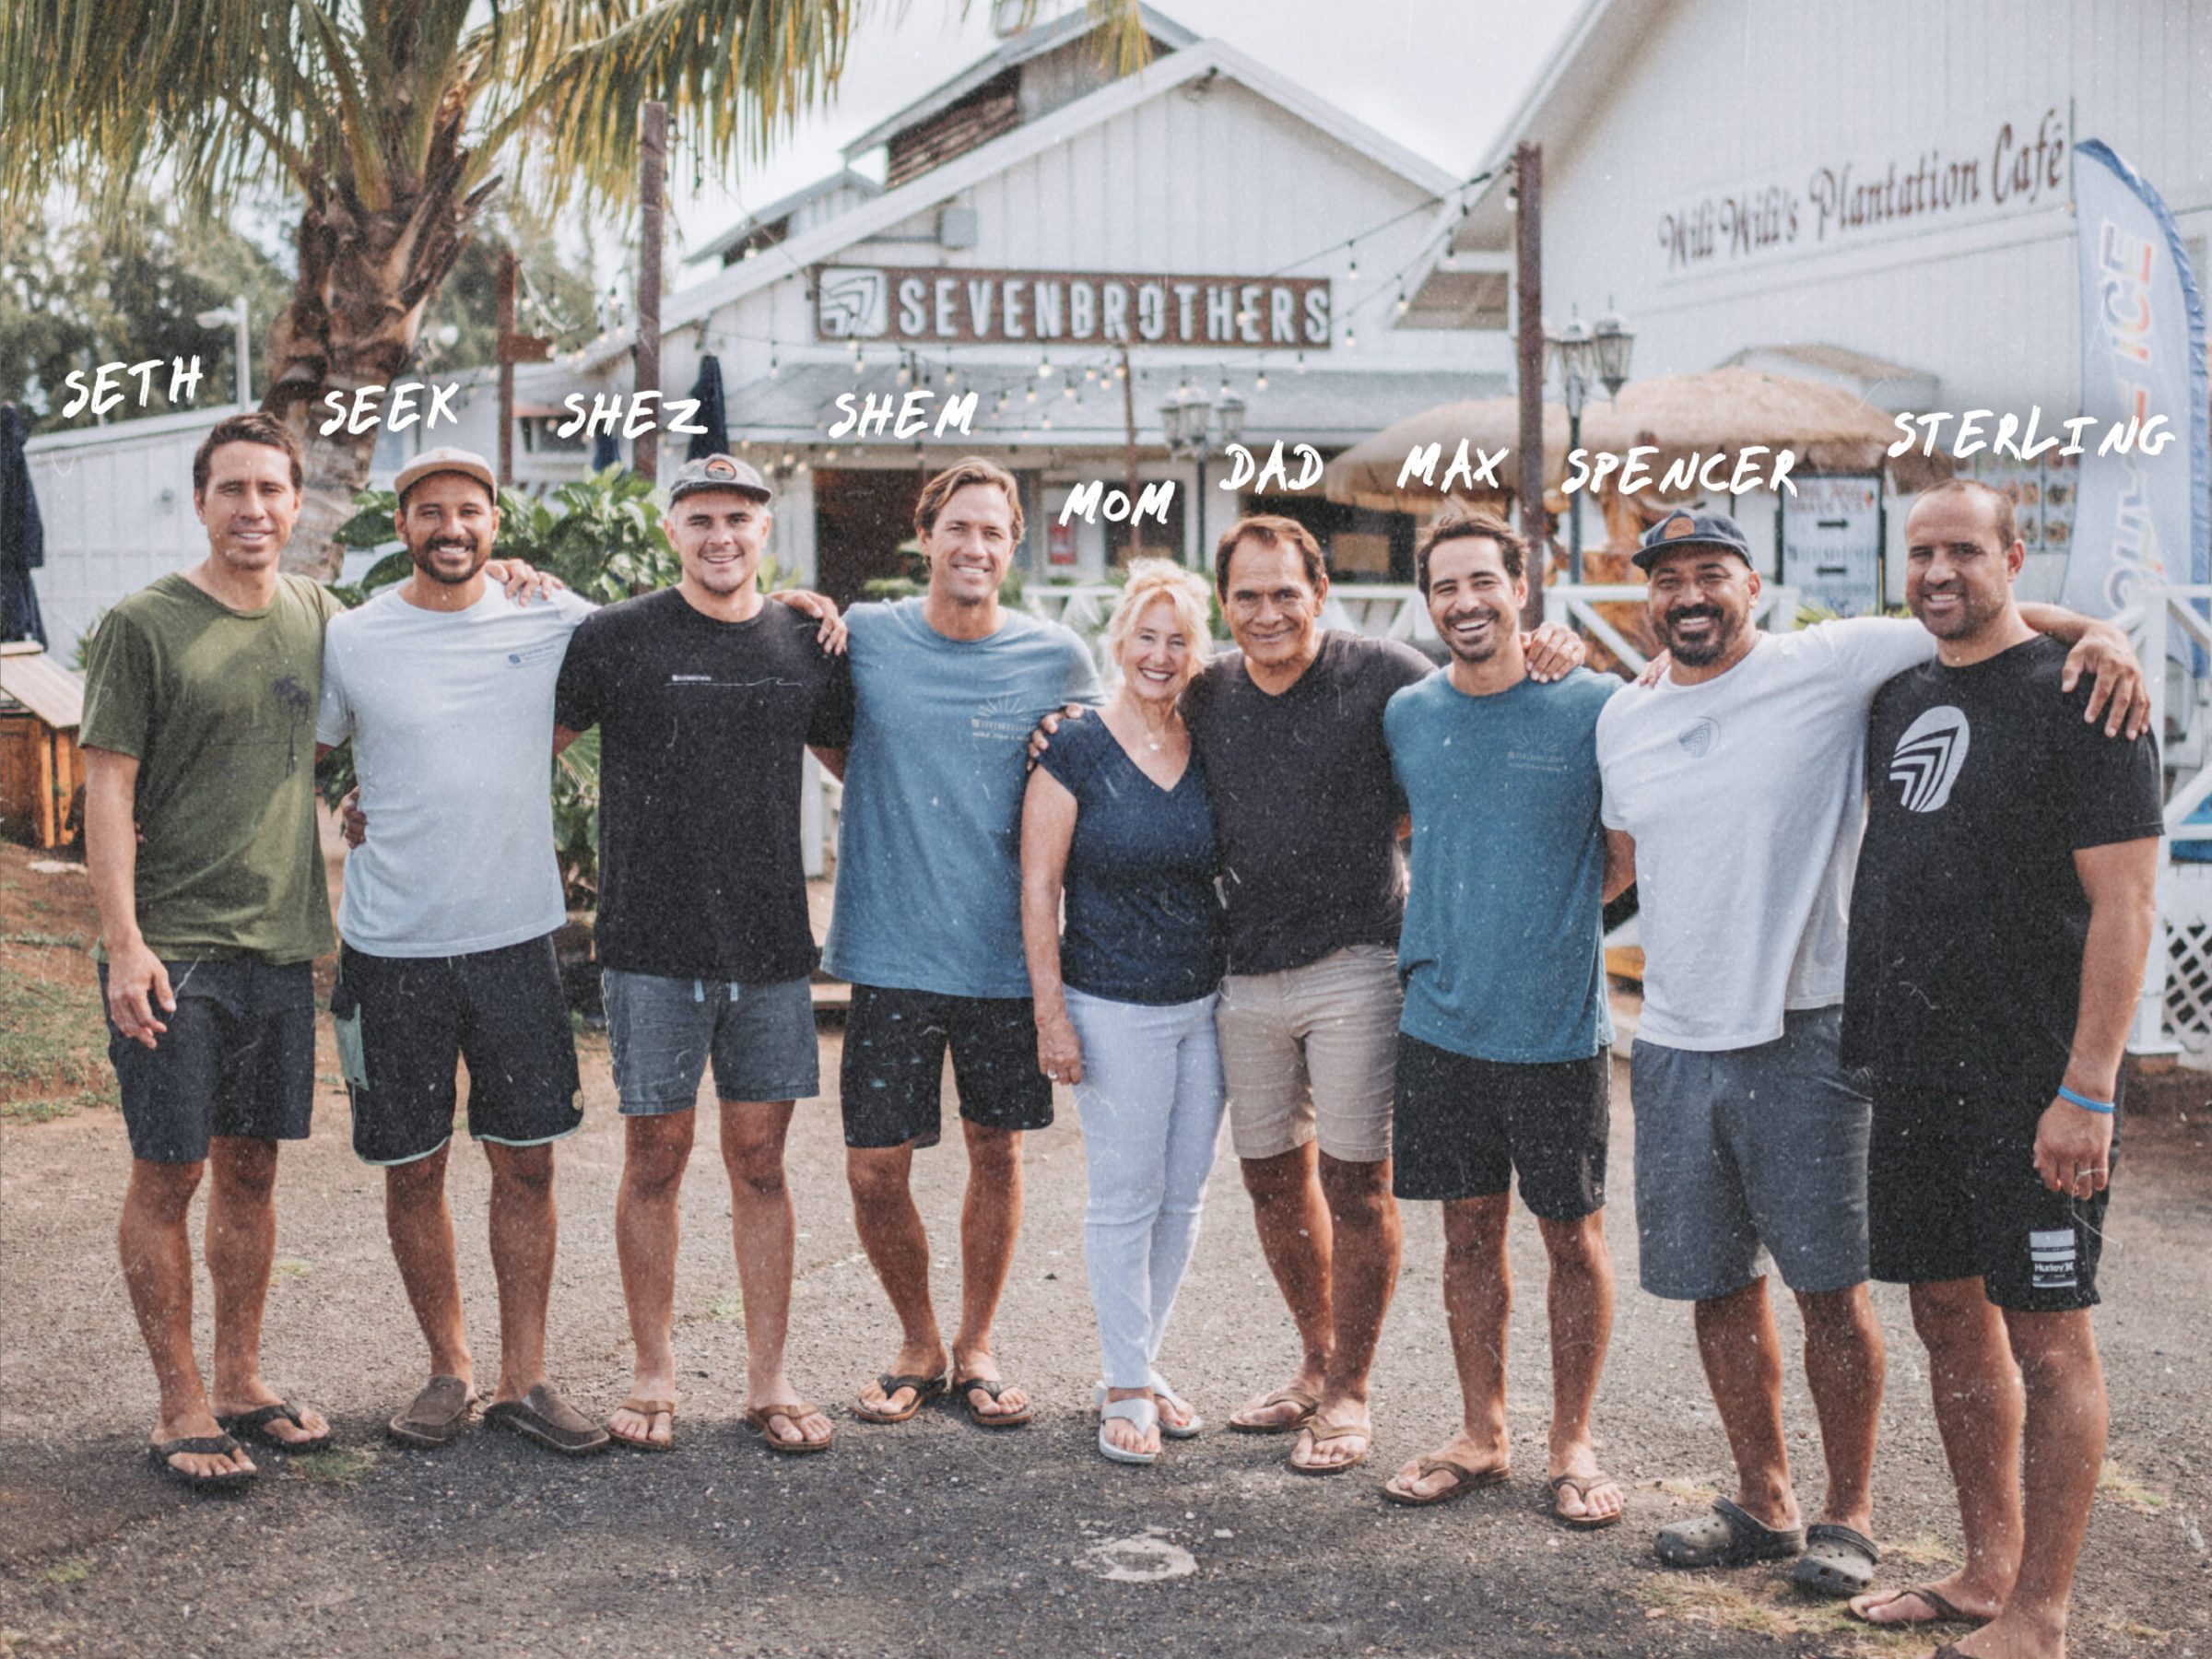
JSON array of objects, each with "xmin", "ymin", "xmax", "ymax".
[{"xmin": 602, "ymin": 970, "xmax": 819, "ymax": 1113}]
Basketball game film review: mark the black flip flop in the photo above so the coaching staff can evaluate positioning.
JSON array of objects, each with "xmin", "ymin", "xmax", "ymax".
[
  {"xmin": 147, "ymin": 1433, "xmax": 257, "ymax": 1491},
  {"xmin": 951, "ymin": 1374, "xmax": 1033, "ymax": 1429},
  {"xmin": 217, "ymin": 1401, "xmax": 332, "ymax": 1453},
  {"xmin": 853, "ymin": 1372, "xmax": 946, "ymax": 1425}
]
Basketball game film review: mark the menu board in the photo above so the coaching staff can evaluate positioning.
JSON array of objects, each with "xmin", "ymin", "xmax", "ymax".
[{"xmin": 1782, "ymin": 474, "xmax": 1884, "ymax": 617}]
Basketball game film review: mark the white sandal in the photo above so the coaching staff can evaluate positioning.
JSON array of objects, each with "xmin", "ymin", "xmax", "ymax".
[
  {"xmin": 1149, "ymin": 1371, "xmax": 1203, "ymax": 1439},
  {"xmin": 1098, "ymin": 1395, "xmax": 1160, "ymax": 1465}
]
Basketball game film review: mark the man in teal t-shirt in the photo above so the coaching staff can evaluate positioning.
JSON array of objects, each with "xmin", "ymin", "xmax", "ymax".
[
  {"xmin": 819, "ymin": 457, "xmax": 1100, "ymax": 1431},
  {"xmin": 1376, "ymin": 510, "xmax": 1630, "ymax": 1529}
]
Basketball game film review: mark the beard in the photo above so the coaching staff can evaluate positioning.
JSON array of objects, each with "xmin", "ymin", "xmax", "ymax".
[
  {"xmin": 1658, "ymin": 602, "xmax": 1742, "ymax": 666},
  {"xmin": 1440, "ymin": 606, "xmax": 1509, "ymax": 665},
  {"xmin": 409, "ymin": 534, "xmax": 488, "ymax": 586}
]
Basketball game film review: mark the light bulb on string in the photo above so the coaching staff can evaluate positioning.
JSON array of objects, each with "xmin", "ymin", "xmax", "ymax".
[
  {"xmin": 1296, "ymin": 352, "xmax": 1307, "ymax": 374},
  {"xmin": 1345, "ymin": 326, "xmax": 1358, "ymax": 348},
  {"xmin": 1347, "ymin": 254, "xmax": 1359, "ymax": 282},
  {"xmin": 1038, "ymin": 356, "xmax": 1053, "ymax": 379},
  {"xmin": 768, "ymin": 353, "xmax": 780, "ymax": 379},
  {"xmin": 1026, "ymin": 385, "xmax": 1037, "ymax": 403},
  {"xmin": 1256, "ymin": 369, "xmax": 1269, "ymax": 391},
  {"xmin": 1395, "ymin": 290, "xmax": 1408, "ymax": 316}
]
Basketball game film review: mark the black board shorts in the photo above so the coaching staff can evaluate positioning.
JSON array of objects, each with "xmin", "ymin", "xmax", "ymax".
[{"xmin": 1392, "ymin": 1031, "xmax": 1610, "ymax": 1218}]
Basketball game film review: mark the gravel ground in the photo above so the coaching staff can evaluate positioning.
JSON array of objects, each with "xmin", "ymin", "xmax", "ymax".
[{"xmin": 3, "ymin": 850, "xmax": 2207, "ymax": 1656}]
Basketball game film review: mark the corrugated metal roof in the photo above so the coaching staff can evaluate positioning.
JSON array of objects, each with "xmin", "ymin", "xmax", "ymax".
[{"xmin": 0, "ymin": 648, "xmax": 85, "ymax": 730}]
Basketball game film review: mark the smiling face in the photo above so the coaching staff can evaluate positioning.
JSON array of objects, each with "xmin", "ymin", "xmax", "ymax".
[
  {"xmin": 1222, "ymin": 535, "xmax": 1326, "ymax": 671},
  {"xmin": 1645, "ymin": 545, "xmax": 1759, "ymax": 667},
  {"xmin": 1424, "ymin": 535, "xmax": 1524, "ymax": 666},
  {"xmin": 665, "ymin": 488, "xmax": 772, "ymax": 596},
  {"xmin": 395, "ymin": 472, "xmax": 498, "ymax": 585},
  {"xmin": 921, "ymin": 481, "xmax": 1017, "ymax": 606},
  {"xmin": 1114, "ymin": 593, "xmax": 1197, "ymax": 706},
  {"xmin": 1904, "ymin": 488, "xmax": 2021, "ymax": 643},
  {"xmin": 194, "ymin": 441, "xmax": 300, "ymax": 572}
]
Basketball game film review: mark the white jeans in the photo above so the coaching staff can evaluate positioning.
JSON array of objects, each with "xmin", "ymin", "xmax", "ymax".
[{"xmin": 1065, "ymin": 987, "xmax": 1228, "ymax": 1389}]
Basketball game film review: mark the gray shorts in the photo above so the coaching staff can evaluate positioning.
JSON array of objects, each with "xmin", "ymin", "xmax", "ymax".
[
  {"xmin": 1629, "ymin": 1006, "xmax": 1870, "ymax": 1301},
  {"xmin": 602, "ymin": 970, "xmax": 819, "ymax": 1113}
]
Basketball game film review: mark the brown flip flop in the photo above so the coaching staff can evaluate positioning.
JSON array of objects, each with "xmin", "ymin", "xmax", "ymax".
[
  {"xmin": 1547, "ymin": 1470, "xmax": 1624, "ymax": 1529},
  {"xmin": 607, "ymin": 1396, "xmax": 676, "ymax": 1452},
  {"xmin": 1382, "ymin": 1454, "xmax": 1512, "ymax": 1506},
  {"xmin": 952, "ymin": 1375, "xmax": 1033, "ymax": 1429},
  {"xmin": 1228, "ymin": 1386, "xmax": 1320, "ymax": 1435},
  {"xmin": 745, "ymin": 1402, "xmax": 833, "ymax": 1454},
  {"xmin": 1288, "ymin": 1420, "xmax": 1372, "ymax": 1476},
  {"xmin": 388, "ymin": 1375, "xmax": 477, "ymax": 1448}
]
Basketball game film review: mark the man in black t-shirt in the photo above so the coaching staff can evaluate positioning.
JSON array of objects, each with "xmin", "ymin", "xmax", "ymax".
[
  {"xmin": 1188, "ymin": 514, "xmax": 1583, "ymax": 1475},
  {"xmin": 553, "ymin": 454, "xmax": 853, "ymax": 1456},
  {"xmin": 1840, "ymin": 478, "xmax": 2161, "ymax": 1655}
]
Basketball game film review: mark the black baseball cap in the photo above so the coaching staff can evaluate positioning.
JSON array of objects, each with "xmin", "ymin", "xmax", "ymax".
[{"xmin": 1631, "ymin": 509, "xmax": 1754, "ymax": 571}]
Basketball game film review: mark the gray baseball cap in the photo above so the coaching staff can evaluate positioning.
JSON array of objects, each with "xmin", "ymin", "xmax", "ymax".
[{"xmin": 666, "ymin": 453, "xmax": 772, "ymax": 507}]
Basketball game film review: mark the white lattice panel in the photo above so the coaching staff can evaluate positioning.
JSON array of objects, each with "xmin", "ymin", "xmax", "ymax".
[{"xmin": 2160, "ymin": 865, "xmax": 2212, "ymax": 1054}]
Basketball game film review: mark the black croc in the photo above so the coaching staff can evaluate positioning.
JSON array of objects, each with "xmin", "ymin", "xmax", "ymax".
[
  {"xmin": 1792, "ymin": 1522, "xmax": 1880, "ymax": 1596},
  {"xmin": 1654, "ymin": 1497, "xmax": 1807, "ymax": 1569}
]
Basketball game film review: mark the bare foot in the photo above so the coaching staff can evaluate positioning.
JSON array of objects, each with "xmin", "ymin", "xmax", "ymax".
[
  {"xmin": 950, "ymin": 1347, "xmax": 1029, "ymax": 1420},
  {"xmin": 1950, "ymin": 1611, "xmax": 2065, "ymax": 1659},
  {"xmin": 1384, "ymin": 1428, "xmax": 1510, "ymax": 1500}
]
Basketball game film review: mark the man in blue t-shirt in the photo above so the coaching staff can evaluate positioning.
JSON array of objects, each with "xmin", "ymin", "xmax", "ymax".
[
  {"xmin": 820, "ymin": 457, "xmax": 1100, "ymax": 1429},
  {"xmin": 1379, "ymin": 510, "xmax": 1631, "ymax": 1525}
]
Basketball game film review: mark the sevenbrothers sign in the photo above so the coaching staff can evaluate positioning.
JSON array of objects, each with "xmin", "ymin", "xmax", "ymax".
[
  {"xmin": 814, "ymin": 265, "xmax": 1332, "ymax": 348},
  {"xmin": 1656, "ymin": 106, "xmax": 2069, "ymax": 276}
]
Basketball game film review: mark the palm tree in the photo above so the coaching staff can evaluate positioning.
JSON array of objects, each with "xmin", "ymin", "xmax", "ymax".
[{"xmin": 1, "ymin": 0, "xmax": 1147, "ymax": 576}]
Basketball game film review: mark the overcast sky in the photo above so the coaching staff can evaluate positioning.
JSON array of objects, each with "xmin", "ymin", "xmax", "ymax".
[{"xmin": 664, "ymin": 0, "xmax": 1578, "ymax": 284}]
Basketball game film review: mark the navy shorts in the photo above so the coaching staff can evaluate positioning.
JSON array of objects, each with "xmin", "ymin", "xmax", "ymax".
[
  {"xmin": 602, "ymin": 969, "xmax": 819, "ymax": 1112},
  {"xmin": 1870, "ymin": 1085, "xmax": 2115, "ymax": 1312},
  {"xmin": 839, "ymin": 983, "xmax": 1053, "ymax": 1149},
  {"xmin": 332, "ymin": 935, "xmax": 582, "ymax": 1166},
  {"xmin": 100, "ymin": 958, "xmax": 316, "ymax": 1164},
  {"xmin": 1392, "ymin": 1032, "xmax": 1610, "ymax": 1218}
]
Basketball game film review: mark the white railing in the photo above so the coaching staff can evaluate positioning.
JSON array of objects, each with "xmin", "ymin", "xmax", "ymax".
[
  {"xmin": 1023, "ymin": 584, "xmax": 1124, "ymax": 638},
  {"xmin": 2118, "ymin": 583, "xmax": 2212, "ymax": 1056}
]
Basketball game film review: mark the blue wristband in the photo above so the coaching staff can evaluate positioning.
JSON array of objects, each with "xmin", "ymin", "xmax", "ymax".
[{"xmin": 2056, "ymin": 1084, "xmax": 2114, "ymax": 1114}]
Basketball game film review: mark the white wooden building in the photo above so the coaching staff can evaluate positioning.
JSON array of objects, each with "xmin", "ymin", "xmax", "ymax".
[{"xmin": 1401, "ymin": 0, "xmax": 2212, "ymax": 607}]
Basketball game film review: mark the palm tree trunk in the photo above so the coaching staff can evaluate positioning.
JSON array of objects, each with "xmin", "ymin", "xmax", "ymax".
[{"xmin": 263, "ymin": 117, "xmax": 490, "ymax": 579}]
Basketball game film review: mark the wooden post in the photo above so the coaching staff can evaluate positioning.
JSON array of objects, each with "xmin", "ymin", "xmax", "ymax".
[
  {"xmin": 1513, "ymin": 141, "xmax": 1546, "ymax": 632},
  {"xmin": 497, "ymin": 251, "xmax": 516, "ymax": 487},
  {"xmin": 636, "ymin": 100, "xmax": 666, "ymax": 485},
  {"xmin": 1119, "ymin": 345, "xmax": 1142, "ymax": 562}
]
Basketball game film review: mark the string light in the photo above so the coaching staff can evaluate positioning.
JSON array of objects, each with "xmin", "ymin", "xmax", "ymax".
[
  {"xmin": 1347, "ymin": 256, "xmax": 1359, "ymax": 282},
  {"xmin": 1256, "ymin": 369, "xmax": 1269, "ymax": 391},
  {"xmin": 1037, "ymin": 356, "xmax": 1053, "ymax": 379},
  {"xmin": 1395, "ymin": 289, "xmax": 1409, "ymax": 316}
]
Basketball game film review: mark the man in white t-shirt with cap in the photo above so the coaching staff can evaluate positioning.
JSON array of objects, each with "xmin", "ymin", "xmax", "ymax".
[
  {"xmin": 316, "ymin": 446, "xmax": 606, "ymax": 1457},
  {"xmin": 1595, "ymin": 507, "xmax": 2146, "ymax": 1597}
]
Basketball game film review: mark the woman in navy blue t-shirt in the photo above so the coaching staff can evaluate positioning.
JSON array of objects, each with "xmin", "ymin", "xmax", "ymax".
[{"xmin": 1020, "ymin": 560, "xmax": 1226, "ymax": 1466}]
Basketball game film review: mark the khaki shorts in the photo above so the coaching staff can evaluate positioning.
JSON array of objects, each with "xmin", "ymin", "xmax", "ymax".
[{"xmin": 1217, "ymin": 944, "xmax": 1401, "ymax": 1164}]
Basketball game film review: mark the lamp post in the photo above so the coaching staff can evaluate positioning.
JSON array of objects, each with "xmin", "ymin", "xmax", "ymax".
[
  {"xmin": 1544, "ymin": 310, "xmax": 1635, "ymax": 582},
  {"xmin": 193, "ymin": 295, "xmax": 253, "ymax": 408},
  {"xmin": 1158, "ymin": 385, "xmax": 1245, "ymax": 570}
]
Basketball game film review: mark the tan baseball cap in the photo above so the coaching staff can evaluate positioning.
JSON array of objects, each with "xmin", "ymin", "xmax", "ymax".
[
  {"xmin": 666, "ymin": 453, "xmax": 773, "ymax": 506},
  {"xmin": 393, "ymin": 446, "xmax": 498, "ymax": 504}
]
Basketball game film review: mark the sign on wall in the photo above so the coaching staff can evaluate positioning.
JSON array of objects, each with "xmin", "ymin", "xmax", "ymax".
[
  {"xmin": 1654, "ymin": 106, "xmax": 2069, "ymax": 279},
  {"xmin": 815, "ymin": 265, "xmax": 1332, "ymax": 348},
  {"xmin": 1782, "ymin": 474, "xmax": 1884, "ymax": 617}
]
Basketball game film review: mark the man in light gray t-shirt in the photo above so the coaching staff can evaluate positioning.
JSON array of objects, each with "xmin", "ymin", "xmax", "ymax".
[
  {"xmin": 314, "ymin": 447, "xmax": 606, "ymax": 1459},
  {"xmin": 1597, "ymin": 508, "xmax": 2147, "ymax": 1598}
]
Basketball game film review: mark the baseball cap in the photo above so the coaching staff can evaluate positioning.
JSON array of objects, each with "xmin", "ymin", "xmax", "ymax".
[
  {"xmin": 1631, "ymin": 508, "xmax": 1754, "ymax": 571},
  {"xmin": 393, "ymin": 446, "xmax": 497, "ymax": 504},
  {"xmin": 667, "ymin": 453, "xmax": 773, "ymax": 507}
]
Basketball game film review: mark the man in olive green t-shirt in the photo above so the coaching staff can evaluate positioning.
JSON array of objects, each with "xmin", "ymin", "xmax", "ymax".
[{"xmin": 81, "ymin": 412, "xmax": 341, "ymax": 1490}]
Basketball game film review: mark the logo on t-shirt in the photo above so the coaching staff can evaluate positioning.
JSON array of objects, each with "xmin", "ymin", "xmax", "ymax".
[
  {"xmin": 1889, "ymin": 706, "xmax": 1971, "ymax": 813},
  {"xmin": 1677, "ymin": 717, "xmax": 1719, "ymax": 759}
]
